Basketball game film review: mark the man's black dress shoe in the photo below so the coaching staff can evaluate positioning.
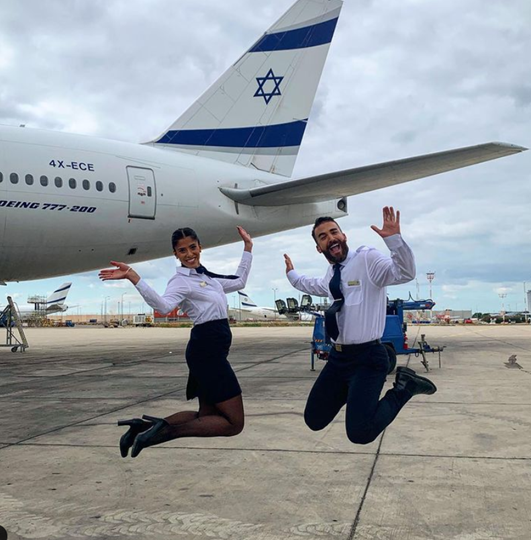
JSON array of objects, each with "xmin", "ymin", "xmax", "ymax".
[
  {"xmin": 130, "ymin": 415, "xmax": 169, "ymax": 458},
  {"xmin": 394, "ymin": 366, "xmax": 437, "ymax": 396},
  {"xmin": 118, "ymin": 417, "xmax": 153, "ymax": 458}
]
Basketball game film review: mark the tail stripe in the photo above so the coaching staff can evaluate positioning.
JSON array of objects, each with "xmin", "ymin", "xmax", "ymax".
[
  {"xmin": 46, "ymin": 296, "xmax": 67, "ymax": 304},
  {"xmin": 53, "ymin": 285, "xmax": 71, "ymax": 294},
  {"xmin": 249, "ymin": 17, "xmax": 338, "ymax": 52},
  {"xmin": 156, "ymin": 120, "xmax": 307, "ymax": 148}
]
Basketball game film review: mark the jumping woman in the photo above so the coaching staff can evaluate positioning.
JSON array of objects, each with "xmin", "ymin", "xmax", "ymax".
[{"xmin": 99, "ymin": 226, "xmax": 253, "ymax": 458}]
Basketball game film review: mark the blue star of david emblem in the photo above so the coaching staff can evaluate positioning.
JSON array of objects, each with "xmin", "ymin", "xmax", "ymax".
[{"xmin": 254, "ymin": 68, "xmax": 284, "ymax": 105}]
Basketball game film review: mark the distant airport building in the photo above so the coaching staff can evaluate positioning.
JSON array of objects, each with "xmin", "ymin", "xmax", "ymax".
[
  {"xmin": 153, "ymin": 307, "xmax": 191, "ymax": 323},
  {"xmin": 433, "ymin": 309, "xmax": 472, "ymax": 322}
]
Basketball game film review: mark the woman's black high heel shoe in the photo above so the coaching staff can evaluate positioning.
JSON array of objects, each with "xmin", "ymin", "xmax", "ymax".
[
  {"xmin": 118, "ymin": 418, "xmax": 153, "ymax": 458},
  {"xmin": 130, "ymin": 415, "xmax": 169, "ymax": 458}
]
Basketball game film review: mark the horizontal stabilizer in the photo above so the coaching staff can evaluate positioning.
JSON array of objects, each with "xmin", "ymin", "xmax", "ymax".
[{"xmin": 219, "ymin": 142, "xmax": 527, "ymax": 206}]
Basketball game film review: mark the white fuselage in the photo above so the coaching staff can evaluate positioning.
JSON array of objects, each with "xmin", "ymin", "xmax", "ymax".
[
  {"xmin": 15, "ymin": 304, "xmax": 68, "ymax": 319},
  {"xmin": 228, "ymin": 306, "xmax": 286, "ymax": 320},
  {"xmin": 0, "ymin": 126, "xmax": 345, "ymax": 282}
]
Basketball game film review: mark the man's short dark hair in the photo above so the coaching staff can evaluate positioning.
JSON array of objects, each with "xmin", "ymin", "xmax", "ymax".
[
  {"xmin": 171, "ymin": 227, "xmax": 200, "ymax": 250},
  {"xmin": 311, "ymin": 217, "xmax": 340, "ymax": 242}
]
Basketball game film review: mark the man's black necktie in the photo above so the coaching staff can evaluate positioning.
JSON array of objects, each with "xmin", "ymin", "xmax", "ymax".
[
  {"xmin": 196, "ymin": 265, "xmax": 239, "ymax": 280},
  {"xmin": 325, "ymin": 263, "xmax": 344, "ymax": 340}
]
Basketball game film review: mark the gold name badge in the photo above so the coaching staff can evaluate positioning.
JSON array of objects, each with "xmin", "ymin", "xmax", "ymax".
[
  {"xmin": 348, "ymin": 280, "xmax": 360, "ymax": 286},
  {"xmin": 200, "ymin": 281, "xmax": 207, "ymax": 287}
]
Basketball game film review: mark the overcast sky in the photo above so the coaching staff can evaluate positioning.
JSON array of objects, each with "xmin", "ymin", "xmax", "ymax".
[{"xmin": 1, "ymin": 0, "xmax": 530, "ymax": 316}]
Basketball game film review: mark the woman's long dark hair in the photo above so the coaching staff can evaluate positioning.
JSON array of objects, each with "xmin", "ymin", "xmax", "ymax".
[{"xmin": 171, "ymin": 228, "xmax": 200, "ymax": 250}]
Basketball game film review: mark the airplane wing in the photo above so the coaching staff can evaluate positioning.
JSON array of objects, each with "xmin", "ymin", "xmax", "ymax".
[{"xmin": 219, "ymin": 142, "xmax": 527, "ymax": 206}]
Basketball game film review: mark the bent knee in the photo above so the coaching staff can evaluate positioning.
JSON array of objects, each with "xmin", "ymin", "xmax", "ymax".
[
  {"xmin": 304, "ymin": 412, "xmax": 329, "ymax": 432},
  {"xmin": 346, "ymin": 427, "xmax": 377, "ymax": 445},
  {"xmin": 226, "ymin": 420, "xmax": 244, "ymax": 437}
]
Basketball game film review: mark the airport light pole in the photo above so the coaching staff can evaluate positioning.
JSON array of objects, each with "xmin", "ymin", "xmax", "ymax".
[
  {"xmin": 121, "ymin": 293, "xmax": 126, "ymax": 321},
  {"xmin": 524, "ymin": 282, "xmax": 528, "ymax": 323},
  {"xmin": 272, "ymin": 288, "xmax": 278, "ymax": 320},
  {"xmin": 415, "ymin": 278, "xmax": 420, "ymax": 322},
  {"xmin": 426, "ymin": 272, "xmax": 435, "ymax": 322},
  {"xmin": 104, "ymin": 296, "xmax": 110, "ymax": 325},
  {"xmin": 498, "ymin": 292, "xmax": 507, "ymax": 322}
]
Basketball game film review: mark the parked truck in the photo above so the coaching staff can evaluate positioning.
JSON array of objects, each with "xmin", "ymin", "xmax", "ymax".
[{"xmin": 133, "ymin": 314, "xmax": 154, "ymax": 327}]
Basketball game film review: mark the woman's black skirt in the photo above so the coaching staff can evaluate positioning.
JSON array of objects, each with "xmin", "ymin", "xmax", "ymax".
[{"xmin": 185, "ymin": 318, "xmax": 241, "ymax": 404}]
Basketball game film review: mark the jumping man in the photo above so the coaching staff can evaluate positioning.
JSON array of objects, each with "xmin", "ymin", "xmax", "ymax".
[{"xmin": 284, "ymin": 207, "xmax": 437, "ymax": 445}]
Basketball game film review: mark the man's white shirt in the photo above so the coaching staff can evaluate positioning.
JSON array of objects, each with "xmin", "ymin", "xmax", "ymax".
[
  {"xmin": 135, "ymin": 251, "xmax": 252, "ymax": 325},
  {"xmin": 287, "ymin": 234, "xmax": 415, "ymax": 344}
]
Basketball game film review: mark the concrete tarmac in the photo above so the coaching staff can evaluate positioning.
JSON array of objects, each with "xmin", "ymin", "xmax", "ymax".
[{"xmin": 0, "ymin": 324, "xmax": 530, "ymax": 540}]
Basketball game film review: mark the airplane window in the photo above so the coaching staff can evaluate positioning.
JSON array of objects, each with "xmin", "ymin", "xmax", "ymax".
[
  {"xmin": 55, "ymin": 177, "xmax": 63, "ymax": 188},
  {"xmin": 0, "ymin": 172, "xmax": 3, "ymax": 183},
  {"xmin": 82, "ymin": 179, "xmax": 90, "ymax": 191},
  {"xmin": 96, "ymin": 181, "xmax": 103, "ymax": 192},
  {"xmin": 10, "ymin": 173, "xmax": 19, "ymax": 184},
  {"xmin": 69, "ymin": 178, "xmax": 77, "ymax": 189},
  {"xmin": 25, "ymin": 174, "xmax": 34, "ymax": 186},
  {"xmin": 147, "ymin": 186, "xmax": 152, "ymax": 197},
  {"xmin": 109, "ymin": 182, "xmax": 116, "ymax": 193},
  {"xmin": 40, "ymin": 175, "xmax": 49, "ymax": 187}
]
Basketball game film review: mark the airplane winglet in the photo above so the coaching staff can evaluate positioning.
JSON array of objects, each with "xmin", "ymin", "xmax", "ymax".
[{"xmin": 489, "ymin": 142, "xmax": 528, "ymax": 151}]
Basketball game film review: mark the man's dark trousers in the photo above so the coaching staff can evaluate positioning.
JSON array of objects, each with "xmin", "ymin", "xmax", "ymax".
[{"xmin": 304, "ymin": 342, "xmax": 412, "ymax": 444}]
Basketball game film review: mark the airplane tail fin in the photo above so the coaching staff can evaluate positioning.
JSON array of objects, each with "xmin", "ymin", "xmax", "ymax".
[
  {"xmin": 46, "ymin": 282, "xmax": 72, "ymax": 310},
  {"xmin": 238, "ymin": 291, "xmax": 257, "ymax": 308},
  {"xmin": 147, "ymin": 0, "xmax": 343, "ymax": 177}
]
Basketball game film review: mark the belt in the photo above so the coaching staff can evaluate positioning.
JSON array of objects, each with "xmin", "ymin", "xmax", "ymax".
[{"xmin": 332, "ymin": 339, "xmax": 381, "ymax": 352}]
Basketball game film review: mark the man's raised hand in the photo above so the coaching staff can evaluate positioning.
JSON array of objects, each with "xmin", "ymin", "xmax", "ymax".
[
  {"xmin": 284, "ymin": 254, "xmax": 294, "ymax": 274},
  {"xmin": 371, "ymin": 206, "xmax": 401, "ymax": 238}
]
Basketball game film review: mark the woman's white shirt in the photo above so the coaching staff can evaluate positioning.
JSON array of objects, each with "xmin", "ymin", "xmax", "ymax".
[{"xmin": 135, "ymin": 251, "xmax": 252, "ymax": 325}]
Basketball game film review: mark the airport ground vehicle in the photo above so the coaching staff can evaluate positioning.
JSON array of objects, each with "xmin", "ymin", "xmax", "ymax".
[
  {"xmin": 311, "ymin": 298, "xmax": 444, "ymax": 372},
  {"xmin": 133, "ymin": 314, "xmax": 154, "ymax": 327}
]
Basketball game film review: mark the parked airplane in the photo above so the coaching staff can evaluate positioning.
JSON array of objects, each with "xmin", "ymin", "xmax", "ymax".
[
  {"xmin": 0, "ymin": 0, "xmax": 526, "ymax": 284},
  {"xmin": 229, "ymin": 291, "xmax": 286, "ymax": 321},
  {"xmin": 2, "ymin": 283, "xmax": 72, "ymax": 320}
]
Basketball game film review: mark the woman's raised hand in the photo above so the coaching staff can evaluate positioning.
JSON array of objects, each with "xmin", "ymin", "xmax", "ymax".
[
  {"xmin": 99, "ymin": 261, "xmax": 139, "ymax": 284},
  {"xmin": 237, "ymin": 226, "xmax": 253, "ymax": 252}
]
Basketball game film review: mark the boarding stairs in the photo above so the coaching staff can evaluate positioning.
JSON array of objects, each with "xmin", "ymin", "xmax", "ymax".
[{"xmin": 1, "ymin": 296, "xmax": 29, "ymax": 352}]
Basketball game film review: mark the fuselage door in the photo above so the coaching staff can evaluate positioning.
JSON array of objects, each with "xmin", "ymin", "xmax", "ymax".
[{"xmin": 126, "ymin": 166, "xmax": 156, "ymax": 219}]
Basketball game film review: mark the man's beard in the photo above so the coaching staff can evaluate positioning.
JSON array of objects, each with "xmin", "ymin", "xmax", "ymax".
[{"xmin": 322, "ymin": 239, "xmax": 349, "ymax": 263}]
